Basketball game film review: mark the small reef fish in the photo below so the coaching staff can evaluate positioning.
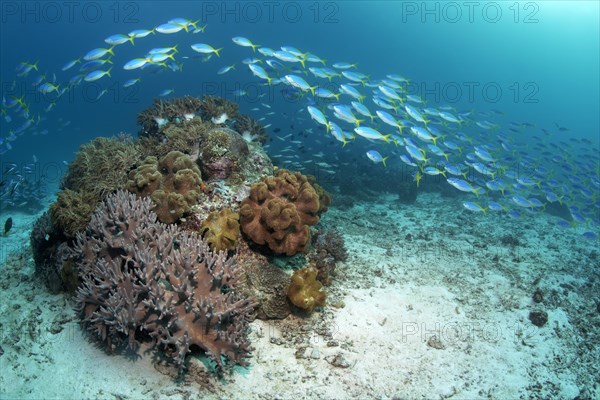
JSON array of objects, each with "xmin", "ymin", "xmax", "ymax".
[
  {"xmin": 4, "ymin": 217, "xmax": 12, "ymax": 235},
  {"xmin": 248, "ymin": 64, "xmax": 273, "ymax": 84},
  {"xmin": 232, "ymin": 36, "xmax": 260, "ymax": 51},
  {"xmin": 354, "ymin": 126, "xmax": 389, "ymax": 142},
  {"xmin": 191, "ymin": 43, "xmax": 222, "ymax": 56},
  {"xmin": 83, "ymin": 47, "xmax": 115, "ymax": 61},
  {"xmin": 155, "ymin": 23, "xmax": 185, "ymax": 34},
  {"xmin": 105, "ymin": 33, "xmax": 134, "ymax": 45},
  {"xmin": 84, "ymin": 68, "xmax": 112, "ymax": 82},
  {"xmin": 123, "ymin": 58, "xmax": 149, "ymax": 70},
  {"xmin": 284, "ymin": 75, "xmax": 317, "ymax": 95},
  {"xmin": 217, "ymin": 64, "xmax": 235, "ymax": 75},
  {"xmin": 366, "ymin": 150, "xmax": 388, "ymax": 167}
]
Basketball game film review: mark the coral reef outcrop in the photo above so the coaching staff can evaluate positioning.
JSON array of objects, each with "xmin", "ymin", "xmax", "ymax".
[
  {"xmin": 234, "ymin": 115, "xmax": 268, "ymax": 144},
  {"xmin": 137, "ymin": 96, "xmax": 202, "ymax": 137},
  {"xmin": 49, "ymin": 189, "xmax": 98, "ymax": 238},
  {"xmin": 200, "ymin": 208, "xmax": 240, "ymax": 252},
  {"xmin": 127, "ymin": 151, "xmax": 202, "ymax": 223},
  {"xmin": 31, "ymin": 212, "xmax": 67, "ymax": 293},
  {"xmin": 73, "ymin": 190, "xmax": 257, "ymax": 372},
  {"xmin": 197, "ymin": 127, "xmax": 249, "ymax": 182},
  {"xmin": 287, "ymin": 267, "xmax": 326, "ymax": 312},
  {"xmin": 308, "ymin": 228, "xmax": 348, "ymax": 286},
  {"xmin": 199, "ymin": 95, "xmax": 239, "ymax": 123},
  {"xmin": 236, "ymin": 241, "xmax": 292, "ymax": 319},
  {"xmin": 61, "ymin": 135, "xmax": 140, "ymax": 197},
  {"xmin": 239, "ymin": 169, "xmax": 326, "ymax": 256},
  {"xmin": 51, "ymin": 135, "xmax": 140, "ymax": 239}
]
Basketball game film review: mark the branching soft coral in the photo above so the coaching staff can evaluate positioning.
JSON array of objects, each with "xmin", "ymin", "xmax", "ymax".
[{"xmin": 73, "ymin": 190, "xmax": 257, "ymax": 373}]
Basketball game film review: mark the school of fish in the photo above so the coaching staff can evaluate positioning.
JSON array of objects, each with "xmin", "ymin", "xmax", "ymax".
[{"xmin": 0, "ymin": 17, "xmax": 598, "ymax": 241}]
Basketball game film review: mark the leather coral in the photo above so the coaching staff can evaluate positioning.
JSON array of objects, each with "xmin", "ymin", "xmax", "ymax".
[
  {"xmin": 239, "ymin": 169, "xmax": 324, "ymax": 256},
  {"xmin": 72, "ymin": 190, "xmax": 257, "ymax": 372},
  {"xmin": 127, "ymin": 150, "xmax": 202, "ymax": 224}
]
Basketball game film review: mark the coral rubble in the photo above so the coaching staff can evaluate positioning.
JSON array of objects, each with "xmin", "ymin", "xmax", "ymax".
[{"xmin": 73, "ymin": 190, "xmax": 257, "ymax": 372}]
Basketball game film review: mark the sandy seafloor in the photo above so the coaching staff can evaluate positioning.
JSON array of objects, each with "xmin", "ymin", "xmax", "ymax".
[{"xmin": 0, "ymin": 190, "xmax": 599, "ymax": 400}]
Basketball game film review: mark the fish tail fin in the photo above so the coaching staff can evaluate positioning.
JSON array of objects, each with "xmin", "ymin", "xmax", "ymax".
[
  {"xmin": 199, "ymin": 24, "xmax": 208, "ymax": 32},
  {"xmin": 300, "ymin": 59, "xmax": 306, "ymax": 68},
  {"xmin": 382, "ymin": 157, "xmax": 388, "ymax": 168},
  {"xmin": 106, "ymin": 67, "xmax": 112, "ymax": 77},
  {"xmin": 309, "ymin": 86, "xmax": 317, "ymax": 96},
  {"xmin": 32, "ymin": 61, "xmax": 39, "ymax": 71},
  {"xmin": 267, "ymin": 77, "xmax": 273, "ymax": 86},
  {"xmin": 443, "ymin": 153, "xmax": 449, "ymax": 161},
  {"xmin": 473, "ymin": 187, "xmax": 483, "ymax": 197},
  {"xmin": 382, "ymin": 134, "xmax": 391, "ymax": 143},
  {"xmin": 108, "ymin": 46, "xmax": 115, "ymax": 56},
  {"xmin": 128, "ymin": 35, "xmax": 135, "ymax": 45},
  {"xmin": 251, "ymin": 44, "xmax": 260, "ymax": 52},
  {"xmin": 106, "ymin": 58, "xmax": 114, "ymax": 64},
  {"xmin": 172, "ymin": 44, "xmax": 179, "ymax": 54},
  {"xmin": 333, "ymin": 93, "xmax": 340, "ymax": 101},
  {"xmin": 320, "ymin": 58, "xmax": 327, "ymax": 66},
  {"xmin": 214, "ymin": 48, "xmax": 223, "ymax": 57},
  {"xmin": 190, "ymin": 19, "xmax": 201, "ymax": 30},
  {"xmin": 355, "ymin": 118, "xmax": 364, "ymax": 127}
]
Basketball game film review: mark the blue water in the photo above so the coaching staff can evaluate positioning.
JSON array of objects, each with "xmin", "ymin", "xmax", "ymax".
[
  {"xmin": 1, "ymin": 1, "xmax": 599, "ymax": 222},
  {"xmin": 1, "ymin": 2, "xmax": 600, "ymax": 397}
]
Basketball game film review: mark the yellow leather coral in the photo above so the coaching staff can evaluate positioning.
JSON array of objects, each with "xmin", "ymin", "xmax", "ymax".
[
  {"xmin": 200, "ymin": 208, "xmax": 240, "ymax": 252},
  {"xmin": 287, "ymin": 267, "xmax": 326, "ymax": 312}
]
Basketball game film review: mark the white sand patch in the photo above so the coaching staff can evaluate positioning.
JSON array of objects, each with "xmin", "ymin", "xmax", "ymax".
[{"xmin": 1, "ymin": 193, "xmax": 598, "ymax": 399}]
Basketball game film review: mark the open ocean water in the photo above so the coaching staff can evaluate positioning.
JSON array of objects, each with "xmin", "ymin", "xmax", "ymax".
[{"xmin": 0, "ymin": 1, "xmax": 599, "ymax": 399}]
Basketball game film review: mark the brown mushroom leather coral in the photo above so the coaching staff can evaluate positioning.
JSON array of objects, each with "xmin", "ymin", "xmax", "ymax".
[{"xmin": 239, "ymin": 169, "xmax": 322, "ymax": 256}]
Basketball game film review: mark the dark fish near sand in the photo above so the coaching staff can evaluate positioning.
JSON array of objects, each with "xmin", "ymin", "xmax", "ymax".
[{"xmin": 4, "ymin": 217, "xmax": 12, "ymax": 235}]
